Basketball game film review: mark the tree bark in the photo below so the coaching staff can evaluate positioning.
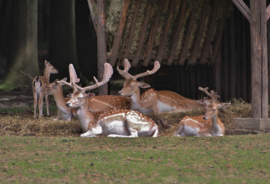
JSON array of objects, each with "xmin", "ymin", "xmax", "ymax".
[
  {"xmin": 2, "ymin": 0, "xmax": 39, "ymax": 89},
  {"xmin": 49, "ymin": 0, "xmax": 81, "ymax": 81}
]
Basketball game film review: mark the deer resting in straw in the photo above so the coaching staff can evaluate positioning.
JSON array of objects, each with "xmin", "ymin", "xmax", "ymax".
[
  {"xmin": 117, "ymin": 59, "xmax": 205, "ymax": 114},
  {"xmin": 173, "ymin": 87, "xmax": 230, "ymax": 137},
  {"xmin": 44, "ymin": 64, "xmax": 130, "ymax": 121},
  {"xmin": 66, "ymin": 63, "xmax": 158, "ymax": 137},
  {"xmin": 32, "ymin": 60, "xmax": 58, "ymax": 118}
]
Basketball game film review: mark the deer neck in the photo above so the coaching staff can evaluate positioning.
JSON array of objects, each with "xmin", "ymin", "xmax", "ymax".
[
  {"xmin": 211, "ymin": 113, "xmax": 220, "ymax": 134},
  {"xmin": 43, "ymin": 68, "xmax": 51, "ymax": 83},
  {"xmin": 76, "ymin": 101, "xmax": 95, "ymax": 132},
  {"xmin": 53, "ymin": 87, "xmax": 71, "ymax": 115},
  {"xmin": 130, "ymin": 88, "xmax": 143, "ymax": 110}
]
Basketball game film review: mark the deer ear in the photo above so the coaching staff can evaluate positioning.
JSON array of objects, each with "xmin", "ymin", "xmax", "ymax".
[
  {"xmin": 45, "ymin": 60, "xmax": 50, "ymax": 67},
  {"xmin": 85, "ymin": 93, "xmax": 95, "ymax": 99},
  {"xmin": 66, "ymin": 94, "xmax": 72, "ymax": 98},
  {"xmin": 139, "ymin": 82, "xmax": 150, "ymax": 89},
  {"xmin": 218, "ymin": 103, "xmax": 231, "ymax": 109}
]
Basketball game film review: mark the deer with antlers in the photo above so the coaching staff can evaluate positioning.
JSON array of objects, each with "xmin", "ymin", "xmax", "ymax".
[
  {"xmin": 32, "ymin": 60, "xmax": 58, "ymax": 119},
  {"xmin": 65, "ymin": 63, "xmax": 158, "ymax": 137},
  {"xmin": 117, "ymin": 59, "xmax": 205, "ymax": 114},
  {"xmin": 43, "ymin": 64, "xmax": 130, "ymax": 121},
  {"xmin": 173, "ymin": 87, "xmax": 230, "ymax": 137}
]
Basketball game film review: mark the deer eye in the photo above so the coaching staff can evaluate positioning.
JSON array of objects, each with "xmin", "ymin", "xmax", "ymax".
[{"xmin": 77, "ymin": 97, "xmax": 82, "ymax": 100}]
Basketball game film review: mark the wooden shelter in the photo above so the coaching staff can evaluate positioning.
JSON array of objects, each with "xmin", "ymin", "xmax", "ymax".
[{"xmin": 87, "ymin": 0, "xmax": 270, "ymax": 130}]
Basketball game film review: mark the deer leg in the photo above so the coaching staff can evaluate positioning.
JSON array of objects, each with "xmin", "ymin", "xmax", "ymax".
[
  {"xmin": 173, "ymin": 125, "xmax": 184, "ymax": 137},
  {"xmin": 33, "ymin": 92, "xmax": 38, "ymax": 119},
  {"xmin": 38, "ymin": 93, "xmax": 45, "ymax": 118},
  {"xmin": 81, "ymin": 126, "xmax": 102, "ymax": 137},
  {"xmin": 45, "ymin": 94, "xmax": 50, "ymax": 116}
]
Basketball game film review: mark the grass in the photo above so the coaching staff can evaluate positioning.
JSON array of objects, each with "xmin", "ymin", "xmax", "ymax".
[{"xmin": 0, "ymin": 135, "xmax": 270, "ymax": 183}]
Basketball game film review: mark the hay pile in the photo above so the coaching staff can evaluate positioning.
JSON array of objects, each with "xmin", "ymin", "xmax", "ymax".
[
  {"xmin": 0, "ymin": 99, "xmax": 263, "ymax": 137},
  {"xmin": 0, "ymin": 110, "xmax": 82, "ymax": 137}
]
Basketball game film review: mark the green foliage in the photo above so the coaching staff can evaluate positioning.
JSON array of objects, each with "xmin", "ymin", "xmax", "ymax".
[{"xmin": 0, "ymin": 135, "xmax": 270, "ymax": 183}]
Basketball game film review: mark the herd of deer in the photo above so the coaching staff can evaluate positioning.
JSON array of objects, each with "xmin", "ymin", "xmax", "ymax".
[{"xmin": 32, "ymin": 59, "xmax": 230, "ymax": 138}]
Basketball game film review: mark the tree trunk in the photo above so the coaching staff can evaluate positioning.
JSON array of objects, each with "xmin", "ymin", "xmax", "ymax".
[
  {"xmin": 1, "ymin": 0, "xmax": 39, "ymax": 89},
  {"xmin": 49, "ymin": 0, "xmax": 81, "ymax": 80}
]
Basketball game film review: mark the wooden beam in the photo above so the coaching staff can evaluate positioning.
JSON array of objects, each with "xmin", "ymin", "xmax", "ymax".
[
  {"xmin": 97, "ymin": 0, "xmax": 108, "ymax": 95},
  {"xmin": 200, "ymin": 0, "xmax": 220, "ymax": 64},
  {"xmin": 210, "ymin": 1, "xmax": 230, "ymax": 64},
  {"xmin": 109, "ymin": 0, "xmax": 130, "ymax": 67},
  {"xmin": 122, "ymin": 0, "xmax": 141, "ymax": 61},
  {"xmin": 155, "ymin": 0, "xmax": 176, "ymax": 63},
  {"xmin": 250, "ymin": 0, "xmax": 262, "ymax": 118},
  {"xmin": 189, "ymin": 0, "xmax": 210, "ymax": 65},
  {"xmin": 261, "ymin": 0, "xmax": 268, "ymax": 118},
  {"xmin": 132, "ymin": 0, "xmax": 152, "ymax": 67},
  {"xmin": 87, "ymin": 0, "xmax": 97, "ymax": 34},
  {"xmin": 167, "ymin": 0, "xmax": 187, "ymax": 66},
  {"xmin": 143, "ymin": 1, "xmax": 163, "ymax": 66},
  {"xmin": 178, "ymin": 2, "xmax": 198, "ymax": 65},
  {"xmin": 231, "ymin": 0, "xmax": 250, "ymax": 22}
]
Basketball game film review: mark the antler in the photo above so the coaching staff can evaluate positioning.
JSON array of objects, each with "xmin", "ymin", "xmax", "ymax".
[
  {"xmin": 133, "ymin": 61, "xmax": 160, "ymax": 80},
  {"xmin": 117, "ymin": 59, "xmax": 132, "ymax": 79},
  {"xmin": 198, "ymin": 87, "xmax": 220, "ymax": 102},
  {"xmin": 57, "ymin": 64, "xmax": 80, "ymax": 91},
  {"xmin": 73, "ymin": 63, "xmax": 113, "ymax": 92},
  {"xmin": 117, "ymin": 59, "xmax": 160, "ymax": 80}
]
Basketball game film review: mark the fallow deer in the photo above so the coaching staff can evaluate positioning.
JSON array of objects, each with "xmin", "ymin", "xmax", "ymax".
[
  {"xmin": 32, "ymin": 60, "xmax": 58, "ymax": 118},
  {"xmin": 66, "ymin": 63, "xmax": 158, "ymax": 137},
  {"xmin": 43, "ymin": 64, "xmax": 130, "ymax": 121},
  {"xmin": 173, "ymin": 87, "xmax": 230, "ymax": 137},
  {"xmin": 117, "ymin": 59, "xmax": 205, "ymax": 114}
]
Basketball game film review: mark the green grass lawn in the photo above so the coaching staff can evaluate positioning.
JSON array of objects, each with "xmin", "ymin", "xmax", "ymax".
[{"xmin": 0, "ymin": 134, "xmax": 270, "ymax": 183}]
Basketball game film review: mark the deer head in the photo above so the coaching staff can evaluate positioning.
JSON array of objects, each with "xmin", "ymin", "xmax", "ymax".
[
  {"xmin": 198, "ymin": 87, "xmax": 230, "ymax": 119},
  {"xmin": 66, "ymin": 63, "xmax": 113, "ymax": 108},
  {"xmin": 45, "ymin": 60, "xmax": 59, "ymax": 74},
  {"xmin": 203, "ymin": 102, "xmax": 231, "ymax": 120},
  {"xmin": 118, "ymin": 59, "xmax": 160, "ymax": 96},
  {"xmin": 43, "ymin": 78, "xmax": 67, "ymax": 95}
]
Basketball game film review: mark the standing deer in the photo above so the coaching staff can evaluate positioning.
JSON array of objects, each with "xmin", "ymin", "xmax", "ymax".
[
  {"xmin": 43, "ymin": 64, "xmax": 130, "ymax": 121},
  {"xmin": 66, "ymin": 63, "xmax": 158, "ymax": 137},
  {"xmin": 173, "ymin": 87, "xmax": 230, "ymax": 137},
  {"xmin": 117, "ymin": 59, "xmax": 205, "ymax": 114},
  {"xmin": 32, "ymin": 60, "xmax": 58, "ymax": 118}
]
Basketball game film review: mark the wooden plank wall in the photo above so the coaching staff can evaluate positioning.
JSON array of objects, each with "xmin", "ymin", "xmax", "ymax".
[{"xmin": 143, "ymin": 6, "xmax": 253, "ymax": 102}]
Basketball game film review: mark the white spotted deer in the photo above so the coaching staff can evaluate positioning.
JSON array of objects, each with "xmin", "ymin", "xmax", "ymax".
[
  {"xmin": 66, "ymin": 63, "xmax": 158, "ymax": 137},
  {"xmin": 117, "ymin": 59, "xmax": 205, "ymax": 114},
  {"xmin": 173, "ymin": 87, "xmax": 230, "ymax": 137},
  {"xmin": 44, "ymin": 64, "xmax": 130, "ymax": 121},
  {"xmin": 32, "ymin": 60, "xmax": 58, "ymax": 118}
]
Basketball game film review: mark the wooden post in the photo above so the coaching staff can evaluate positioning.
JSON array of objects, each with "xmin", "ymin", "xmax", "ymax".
[
  {"xmin": 97, "ymin": 0, "xmax": 108, "ymax": 95},
  {"xmin": 260, "ymin": 0, "xmax": 268, "ymax": 118},
  {"xmin": 250, "ymin": 0, "xmax": 262, "ymax": 118},
  {"xmin": 232, "ymin": 0, "xmax": 268, "ymax": 119}
]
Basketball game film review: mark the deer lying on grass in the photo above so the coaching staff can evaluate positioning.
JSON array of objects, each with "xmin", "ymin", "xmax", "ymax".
[
  {"xmin": 66, "ymin": 63, "xmax": 158, "ymax": 137},
  {"xmin": 43, "ymin": 64, "xmax": 130, "ymax": 121},
  {"xmin": 117, "ymin": 59, "xmax": 205, "ymax": 114},
  {"xmin": 173, "ymin": 87, "xmax": 230, "ymax": 137},
  {"xmin": 32, "ymin": 60, "xmax": 58, "ymax": 118}
]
